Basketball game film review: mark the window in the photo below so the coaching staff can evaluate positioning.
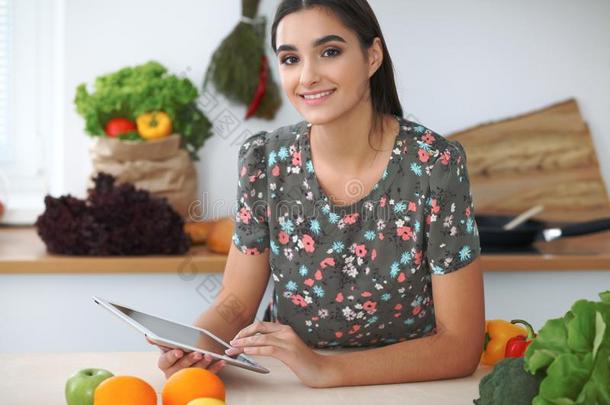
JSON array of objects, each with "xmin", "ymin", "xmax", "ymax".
[{"xmin": 0, "ymin": 0, "xmax": 61, "ymax": 224}]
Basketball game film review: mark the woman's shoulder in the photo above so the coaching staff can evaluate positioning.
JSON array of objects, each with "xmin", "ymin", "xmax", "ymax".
[
  {"xmin": 400, "ymin": 117, "xmax": 467, "ymax": 166},
  {"xmin": 239, "ymin": 120, "xmax": 306, "ymax": 156}
]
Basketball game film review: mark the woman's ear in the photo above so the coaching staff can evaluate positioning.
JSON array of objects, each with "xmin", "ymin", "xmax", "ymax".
[{"xmin": 368, "ymin": 37, "xmax": 384, "ymax": 78}]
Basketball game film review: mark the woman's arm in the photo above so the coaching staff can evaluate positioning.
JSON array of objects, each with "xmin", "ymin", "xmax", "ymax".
[{"xmin": 321, "ymin": 257, "xmax": 485, "ymax": 387}]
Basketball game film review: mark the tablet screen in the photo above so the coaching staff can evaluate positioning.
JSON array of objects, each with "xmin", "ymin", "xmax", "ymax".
[{"xmin": 113, "ymin": 303, "xmax": 230, "ymax": 357}]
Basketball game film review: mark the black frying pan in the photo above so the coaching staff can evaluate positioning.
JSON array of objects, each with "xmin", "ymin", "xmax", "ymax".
[{"xmin": 476, "ymin": 215, "xmax": 610, "ymax": 248}]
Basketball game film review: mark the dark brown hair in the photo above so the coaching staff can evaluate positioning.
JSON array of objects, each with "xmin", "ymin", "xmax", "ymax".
[{"xmin": 271, "ymin": 0, "xmax": 404, "ymax": 150}]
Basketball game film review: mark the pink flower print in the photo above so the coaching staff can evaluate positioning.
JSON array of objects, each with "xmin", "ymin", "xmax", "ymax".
[
  {"xmin": 335, "ymin": 331, "xmax": 344, "ymax": 338},
  {"xmin": 336, "ymin": 292, "xmax": 344, "ymax": 303},
  {"xmin": 426, "ymin": 214, "xmax": 432, "ymax": 225},
  {"xmin": 363, "ymin": 300, "xmax": 377, "ymax": 314},
  {"xmin": 301, "ymin": 234, "xmax": 315, "ymax": 253},
  {"xmin": 371, "ymin": 248, "xmax": 377, "ymax": 261},
  {"xmin": 304, "ymin": 278, "xmax": 315, "ymax": 287},
  {"xmin": 397, "ymin": 272, "xmax": 407, "ymax": 283},
  {"xmin": 348, "ymin": 324, "xmax": 361, "ymax": 335},
  {"xmin": 355, "ymin": 244, "xmax": 367, "ymax": 257},
  {"xmin": 314, "ymin": 270, "xmax": 323, "ymax": 280},
  {"xmin": 431, "ymin": 199, "xmax": 440, "ymax": 214},
  {"xmin": 239, "ymin": 207, "xmax": 252, "ymax": 224},
  {"xmin": 292, "ymin": 151, "xmax": 301, "ymax": 166},
  {"xmin": 343, "ymin": 213, "xmax": 359, "ymax": 225},
  {"xmin": 378, "ymin": 232, "xmax": 384, "ymax": 240},
  {"xmin": 397, "ymin": 226, "xmax": 413, "ymax": 241},
  {"xmin": 393, "ymin": 312, "xmax": 401, "ymax": 318},
  {"xmin": 240, "ymin": 165, "xmax": 247, "ymax": 176},
  {"xmin": 291, "ymin": 294, "xmax": 307, "ymax": 307},
  {"xmin": 412, "ymin": 305, "xmax": 422, "ymax": 316},
  {"xmin": 394, "ymin": 303, "xmax": 403, "ymax": 311},
  {"xmin": 267, "ymin": 206, "xmax": 271, "ymax": 218},
  {"xmin": 408, "ymin": 201, "xmax": 417, "ymax": 212},
  {"xmin": 278, "ymin": 231, "xmax": 289, "ymax": 244},
  {"xmin": 418, "ymin": 149, "xmax": 429, "ymax": 163},
  {"xmin": 312, "ymin": 316, "xmax": 319, "ymax": 321},
  {"xmin": 465, "ymin": 207, "xmax": 471, "ymax": 217},
  {"xmin": 440, "ymin": 150, "xmax": 451, "ymax": 165},
  {"xmin": 320, "ymin": 257, "xmax": 336, "ymax": 268},
  {"xmin": 245, "ymin": 247, "xmax": 260, "ymax": 255},
  {"xmin": 422, "ymin": 132, "xmax": 435, "ymax": 144},
  {"xmin": 379, "ymin": 196, "xmax": 387, "ymax": 207},
  {"xmin": 414, "ymin": 250, "xmax": 423, "ymax": 266},
  {"xmin": 361, "ymin": 291, "xmax": 372, "ymax": 297},
  {"xmin": 272, "ymin": 165, "xmax": 280, "ymax": 176},
  {"xmin": 249, "ymin": 174, "xmax": 257, "ymax": 183}
]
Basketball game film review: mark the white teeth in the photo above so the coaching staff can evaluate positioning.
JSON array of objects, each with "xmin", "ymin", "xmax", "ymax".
[{"xmin": 303, "ymin": 90, "xmax": 334, "ymax": 100}]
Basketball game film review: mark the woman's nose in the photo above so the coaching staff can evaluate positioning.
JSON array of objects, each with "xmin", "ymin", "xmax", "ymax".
[{"xmin": 299, "ymin": 61, "xmax": 320, "ymax": 87}]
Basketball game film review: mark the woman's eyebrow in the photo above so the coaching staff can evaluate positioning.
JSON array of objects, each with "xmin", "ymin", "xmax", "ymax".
[{"xmin": 276, "ymin": 34, "xmax": 346, "ymax": 53}]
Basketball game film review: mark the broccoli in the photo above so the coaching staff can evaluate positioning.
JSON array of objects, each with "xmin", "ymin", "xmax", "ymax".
[{"xmin": 474, "ymin": 357, "xmax": 544, "ymax": 405}]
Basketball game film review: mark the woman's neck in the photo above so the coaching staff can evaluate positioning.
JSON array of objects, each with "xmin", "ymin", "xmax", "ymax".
[{"xmin": 309, "ymin": 102, "xmax": 394, "ymax": 174}]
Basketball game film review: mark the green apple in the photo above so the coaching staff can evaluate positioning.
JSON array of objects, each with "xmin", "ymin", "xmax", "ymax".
[{"xmin": 65, "ymin": 368, "xmax": 114, "ymax": 405}]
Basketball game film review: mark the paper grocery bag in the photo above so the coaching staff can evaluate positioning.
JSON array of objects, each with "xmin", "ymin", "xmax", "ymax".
[{"xmin": 89, "ymin": 134, "xmax": 197, "ymax": 218}]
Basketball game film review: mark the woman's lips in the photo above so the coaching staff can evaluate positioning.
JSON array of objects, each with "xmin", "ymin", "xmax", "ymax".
[{"xmin": 299, "ymin": 89, "xmax": 336, "ymax": 106}]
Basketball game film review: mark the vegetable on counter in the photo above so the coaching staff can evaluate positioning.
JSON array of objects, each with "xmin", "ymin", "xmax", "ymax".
[
  {"xmin": 505, "ymin": 319, "xmax": 537, "ymax": 358},
  {"xmin": 74, "ymin": 60, "xmax": 213, "ymax": 160},
  {"xmin": 104, "ymin": 117, "xmax": 138, "ymax": 138},
  {"xmin": 481, "ymin": 319, "xmax": 529, "ymax": 366},
  {"xmin": 523, "ymin": 290, "xmax": 610, "ymax": 404},
  {"xmin": 136, "ymin": 111, "xmax": 172, "ymax": 140},
  {"xmin": 473, "ymin": 357, "xmax": 544, "ymax": 405},
  {"xmin": 35, "ymin": 172, "xmax": 191, "ymax": 256}
]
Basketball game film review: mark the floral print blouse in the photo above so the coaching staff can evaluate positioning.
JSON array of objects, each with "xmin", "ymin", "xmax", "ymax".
[{"xmin": 232, "ymin": 114, "xmax": 481, "ymax": 349}]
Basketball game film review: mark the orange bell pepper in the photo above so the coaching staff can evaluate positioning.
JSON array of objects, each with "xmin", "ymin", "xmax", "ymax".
[{"xmin": 480, "ymin": 319, "xmax": 527, "ymax": 365}]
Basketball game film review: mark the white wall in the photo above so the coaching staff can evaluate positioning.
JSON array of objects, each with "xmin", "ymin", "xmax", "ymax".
[
  {"xmin": 1, "ymin": 271, "xmax": 609, "ymax": 352},
  {"xmin": 57, "ymin": 0, "xmax": 610, "ymax": 211}
]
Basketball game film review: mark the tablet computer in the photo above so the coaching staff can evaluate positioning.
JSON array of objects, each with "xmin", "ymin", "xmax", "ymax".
[{"xmin": 92, "ymin": 296, "xmax": 270, "ymax": 374}]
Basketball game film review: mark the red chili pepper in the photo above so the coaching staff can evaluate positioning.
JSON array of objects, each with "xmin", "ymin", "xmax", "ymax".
[
  {"xmin": 505, "ymin": 319, "xmax": 537, "ymax": 358},
  {"xmin": 245, "ymin": 55, "xmax": 268, "ymax": 119}
]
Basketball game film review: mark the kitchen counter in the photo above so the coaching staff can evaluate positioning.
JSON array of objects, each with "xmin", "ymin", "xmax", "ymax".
[
  {"xmin": 0, "ymin": 351, "xmax": 493, "ymax": 404},
  {"xmin": 2, "ymin": 226, "xmax": 610, "ymax": 273}
]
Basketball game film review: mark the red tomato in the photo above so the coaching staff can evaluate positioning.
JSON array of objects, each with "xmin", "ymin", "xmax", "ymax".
[{"xmin": 104, "ymin": 118, "xmax": 137, "ymax": 137}]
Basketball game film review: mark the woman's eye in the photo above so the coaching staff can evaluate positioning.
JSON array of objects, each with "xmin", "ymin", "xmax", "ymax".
[
  {"xmin": 323, "ymin": 48, "xmax": 341, "ymax": 57},
  {"xmin": 280, "ymin": 48, "xmax": 341, "ymax": 66}
]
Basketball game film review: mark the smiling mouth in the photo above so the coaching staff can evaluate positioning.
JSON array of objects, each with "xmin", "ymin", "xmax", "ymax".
[{"xmin": 299, "ymin": 89, "xmax": 336, "ymax": 100}]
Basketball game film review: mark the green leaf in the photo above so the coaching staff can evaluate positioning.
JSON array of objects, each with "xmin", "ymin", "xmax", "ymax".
[
  {"xmin": 567, "ymin": 300, "xmax": 596, "ymax": 354},
  {"xmin": 525, "ymin": 318, "xmax": 569, "ymax": 373},
  {"xmin": 538, "ymin": 353, "xmax": 593, "ymax": 403}
]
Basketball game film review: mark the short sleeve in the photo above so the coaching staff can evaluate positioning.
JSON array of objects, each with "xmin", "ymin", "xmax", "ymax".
[
  {"xmin": 232, "ymin": 131, "xmax": 270, "ymax": 255},
  {"xmin": 424, "ymin": 140, "xmax": 481, "ymax": 275}
]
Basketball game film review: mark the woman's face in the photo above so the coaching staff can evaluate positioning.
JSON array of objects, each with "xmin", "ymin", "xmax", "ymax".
[{"xmin": 275, "ymin": 7, "xmax": 382, "ymax": 125}]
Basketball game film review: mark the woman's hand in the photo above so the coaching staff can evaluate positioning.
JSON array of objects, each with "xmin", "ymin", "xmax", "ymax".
[
  {"xmin": 146, "ymin": 337, "xmax": 226, "ymax": 379},
  {"xmin": 225, "ymin": 320, "xmax": 337, "ymax": 388}
]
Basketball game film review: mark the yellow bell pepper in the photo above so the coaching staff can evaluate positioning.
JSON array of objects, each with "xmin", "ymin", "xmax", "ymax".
[
  {"xmin": 136, "ymin": 111, "xmax": 172, "ymax": 140},
  {"xmin": 480, "ymin": 319, "xmax": 527, "ymax": 366}
]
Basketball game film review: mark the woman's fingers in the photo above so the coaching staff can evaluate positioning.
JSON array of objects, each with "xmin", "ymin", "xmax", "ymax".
[
  {"xmin": 206, "ymin": 358, "xmax": 227, "ymax": 374},
  {"xmin": 193, "ymin": 353, "xmax": 226, "ymax": 374},
  {"xmin": 164, "ymin": 351, "xmax": 206, "ymax": 378},
  {"xmin": 157, "ymin": 349, "xmax": 185, "ymax": 370},
  {"xmin": 146, "ymin": 337, "xmax": 173, "ymax": 353},
  {"xmin": 232, "ymin": 320, "xmax": 284, "ymax": 342}
]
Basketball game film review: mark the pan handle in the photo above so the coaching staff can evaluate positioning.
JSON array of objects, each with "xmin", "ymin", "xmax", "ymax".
[{"xmin": 559, "ymin": 218, "xmax": 610, "ymax": 237}]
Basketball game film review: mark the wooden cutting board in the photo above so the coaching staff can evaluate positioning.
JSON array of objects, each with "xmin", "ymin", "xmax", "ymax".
[{"xmin": 447, "ymin": 98, "xmax": 610, "ymax": 222}]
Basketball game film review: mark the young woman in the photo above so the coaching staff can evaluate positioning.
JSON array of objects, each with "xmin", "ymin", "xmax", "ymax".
[{"xmin": 152, "ymin": 0, "xmax": 485, "ymax": 388}]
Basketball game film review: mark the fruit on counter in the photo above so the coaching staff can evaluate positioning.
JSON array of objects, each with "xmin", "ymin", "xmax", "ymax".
[
  {"xmin": 473, "ymin": 357, "xmax": 544, "ymax": 405},
  {"xmin": 162, "ymin": 367, "xmax": 225, "ymax": 405},
  {"xmin": 523, "ymin": 290, "xmax": 610, "ymax": 404},
  {"xmin": 104, "ymin": 117, "xmax": 137, "ymax": 138},
  {"xmin": 93, "ymin": 375, "xmax": 156, "ymax": 405},
  {"xmin": 480, "ymin": 319, "xmax": 528, "ymax": 366},
  {"xmin": 187, "ymin": 399, "xmax": 227, "ymax": 405},
  {"xmin": 504, "ymin": 319, "xmax": 536, "ymax": 358},
  {"xmin": 65, "ymin": 368, "xmax": 113, "ymax": 405},
  {"xmin": 136, "ymin": 110, "xmax": 173, "ymax": 140},
  {"xmin": 184, "ymin": 217, "xmax": 234, "ymax": 254}
]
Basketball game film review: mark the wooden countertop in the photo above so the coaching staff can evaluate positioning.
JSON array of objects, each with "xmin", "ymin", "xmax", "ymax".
[
  {"xmin": 0, "ymin": 351, "xmax": 492, "ymax": 404},
  {"xmin": 2, "ymin": 226, "xmax": 610, "ymax": 273}
]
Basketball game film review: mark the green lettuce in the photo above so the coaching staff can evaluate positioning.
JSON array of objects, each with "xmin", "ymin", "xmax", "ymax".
[
  {"xmin": 74, "ymin": 60, "xmax": 212, "ymax": 160},
  {"xmin": 524, "ymin": 290, "xmax": 610, "ymax": 404}
]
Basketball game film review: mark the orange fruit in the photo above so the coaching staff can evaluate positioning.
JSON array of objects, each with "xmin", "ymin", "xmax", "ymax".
[
  {"xmin": 187, "ymin": 399, "xmax": 226, "ymax": 405},
  {"xmin": 162, "ymin": 368, "xmax": 225, "ymax": 405},
  {"xmin": 94, "ymin": 375, "xmax": 156, "ymax": 405}
]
